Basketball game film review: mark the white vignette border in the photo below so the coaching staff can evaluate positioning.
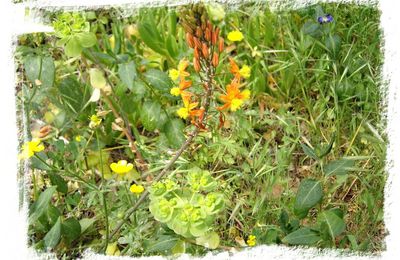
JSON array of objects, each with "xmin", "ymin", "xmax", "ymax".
[{"xmin": 1, "ymin": 0, "xmax": 399, "ymax": 259}]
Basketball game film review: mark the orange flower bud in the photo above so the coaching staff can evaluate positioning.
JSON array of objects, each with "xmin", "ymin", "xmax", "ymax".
[
  {"xmin": 201, "ymin": 43, "xmax": 209, "ymax": 59},
  {"xmin": 193, "ymin": 57, "xmax": 201, "ymax": 72},
  {"xmin": 38, "ymin": 125, "xmax": 52, "ymax": 138},
  {"xmin": 212, "ymin": 27, "xmax": 220, "ymax": 45},
  {"xmin": 194, "ymin": 47, "xmax": 200, "ymax": 59},
  {"xmin": 212, "ymin": 52, "xmax": 219, "ymax": 67},
  {"xmin": 196, "ymin": 27, "xmax": 203, "ymax": 38},
  {"xmin": 193, "ymin": 36, "xmax": 202, "ymax": 49},
  {"xmin": 201, "ymin": 22, "xmax": 206, "ymax": 30},
  {"xmin": 205, "ymin": 28, "xmax": 211, "ymax": 42},
  {"xmin": 186, "ymin": 32, "xmax": 195, "ymax": 48},
  {"xmin": 218, "ymin": 37, "xmax": 224, "ymax": 53},
  {"xmin": 207, "ymin": 21, "xmax": 212, "ymax": 32}
]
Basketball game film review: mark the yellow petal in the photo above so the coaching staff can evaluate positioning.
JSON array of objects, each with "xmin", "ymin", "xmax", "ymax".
[
  {"xmin": 227, "ymin": 30, "xmax": 244, "ymax": 42},
  {"xmin": 130, "ymin": 184, "xmax": 144, "ymax": 194},
  {"xmin": 177, "ymin": 107, "xmax": 189, "ymax": 119},
  {"xmin": 170, "ymin": 87, "xmax": 181, "ymax": 96},
  {"xmin": 169, "ymin": 69, "xmax": 179, "ymax": 81}
]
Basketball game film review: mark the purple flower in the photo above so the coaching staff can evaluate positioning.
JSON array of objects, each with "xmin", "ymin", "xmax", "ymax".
[{"xmin": 317, "ymin": 14, "xmax": 333, "ymax": 24}]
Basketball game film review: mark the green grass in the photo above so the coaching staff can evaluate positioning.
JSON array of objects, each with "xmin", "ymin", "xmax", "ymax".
[{"xmin": 16, "ymin": 2, "xmax": 385, "ymax": 258}]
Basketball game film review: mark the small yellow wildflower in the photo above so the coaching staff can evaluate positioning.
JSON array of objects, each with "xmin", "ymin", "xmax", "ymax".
[
  {"xmin": 169, "ymin": 69, "xmax": 180, "ymax": 81},
  {"xmin": 18, "ymin": 138, "xmax": 45, "ymax": 160},
  {"xmin": 247, "ymin": 235, "xmax": 256, "ymax": 247},
  {"xmin": 110, "ymin": 160, "xmax": 133, "ymax": 174},
  {"xmin": 89, "ymin": 114, "xmax": 102, "ymax": 128},
  {"xmin": 170, "ymin": 87, "xmax": 181, "ymax": 96},
  {"xmin": 230, "ymin": 98, "xmax": 244, "ymax": 111},
  {"xmin": 227, "ymin": 30, "xmax": 244, "ymax": 42},
  {"xmin": 105, "ymin": 242, "xmax": 120, "ymax": 256},
  {"xmin": 176, "ymin": 93, "xmax": 198, "ymax": 119},
  {"xmin": 75, "ymin": 135, "xmax": 82, "ymax": 142},
  {"xmin": 130, "ymin": 184, "xmax": 144, "ymax": 194},
  {"xmin": 239, "ymin": 65, "xmax": 251, "ymax": 79},
  {"xmin": 177, "ymin": 107, "xmax": 189, "ymax": 119}
]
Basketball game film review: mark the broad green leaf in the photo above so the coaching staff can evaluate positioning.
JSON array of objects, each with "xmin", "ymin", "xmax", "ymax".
[
  {"xmin": 62, "ymin": 217, "xmax": 81, "ymax": 244},
  {"xmin": 140, "ymin": 101, "xmax": 161, "ymax": 131},
  {"xmin": 76, "ymin": 32, "xmax": 97, "ymax": 48},
  {"xmin": 82, "ymin": 49, "xmax": 116, "ymax": 67},
  {"xmin": 58, "ymin": 76, "xmax": 90, "ymax": 114},
  {"xmin": 65, "ymin": 36, "xmax": 83, "ymax": 57},
  {"xmin": 46, "ymin": 205, "xmax": 61, "ymax": 226},
  {"xmin": 323, "ymin": 158, "xmax": 355, "ymax": 176},
  {"xmin": 282, "ymin": 227, "xmax": 321, "ymax": 245},
  {"xmin": 144, "ymin": 69, "xmax": 172, "ymax": 92},
  {"xmin": 138, "ymin": 22, "xmax": 166, "ymax": 55},
  {"xmin": 300, "ymin": 143, "xmax": 319, "ymax": 160},
  {"xmin": 294, "ymin": 179, "xmax": 323, "ymax": 218},
  {"xmin": 318, "ymin": 211, "xmax": 346, "ymax": 240},
  {"xmin": 48, "ymin": 173, "xmax": 68, "ymax": 194},
  {"xmin": 29, "ymin": 186, "xmax": 57, "ymax": 223},
  {"xmin": 147, "ymin": 235, "xmax": 179, "ymax": 253},
  {"xmin": 166, "ymin": 34, "xmax": 179, "ymax": 58},
  {"xmin": 171, "ymin": 240, "xmax": 185, "ymax": 254},
  {"xmin": 164, "ymin": 119, "xmax": 185, "ymax": 148},
  {"xmin": 89, "ymin": 68, "xmax": 106, "ymax": 89},
  {"xmin": 195, "ymin": 232, "xmax": 220, "ymax": 249},
  {"xmin": 118, "ymin": 61, "xmax": 137, "ymax": 90},
  {"xmin": 79, "ymin": 218, "xmax": 96, "ymax": 234},
  {"xmin": 23, "ymin": 55, "xmax": 55, "ymax": 88},
  {"xmin": 44, "ymin": 217, "xmax": 62, "ymax": 249}
]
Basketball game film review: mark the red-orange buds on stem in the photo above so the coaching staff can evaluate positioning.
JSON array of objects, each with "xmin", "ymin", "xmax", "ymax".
[
  {"xmin": 195, "ymin": 27, "xmax": 203, "ymax": 38},
  {"xmin": 194, "ymin": 47, "xmax": 200, "ymax": 59},
  {"xmin": 212, "ymin": 27, "xmax": 220, "ymax": 45},
  {"xmin": 193, "ymin": 57, "xmax": 201, "ymax": 72},
  {"xmin": 218, "ymin": 37, "xmax": 224, "ymax": 53},
  {"xmin": 212, "ymin": 52, "xmax": 219, "ymax": 67},
  {"xmin": 201, "ymin": 43, "xmax": 209, "ymax": 59},
  {"xmin": 205, "ymin": 28, "xmax": 211, "ymax": 42},
  {"xmin": 193, "ymin": 36, "xmax": 202, "ymax": 49},
  {"xmin": 186, "ymin": 32, "xmax": 195, "ymax": 48}
]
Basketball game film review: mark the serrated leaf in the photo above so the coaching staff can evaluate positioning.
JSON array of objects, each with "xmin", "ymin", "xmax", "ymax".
[
  {"xmin": 282, "ymin": 227, "xmax": 321, "ymax": 245},
  {"xmin": 324, "ymin": 158, "xmax": 355, "ymax": 176},
  {"xmin": 44, "ymin": 217, "xmax": 62, "ymax": 249},
  {"xmin": 294, "ymin": 179, "xmax": 323, "ymax": 218},
  {"xmin": 118, "ymin": 61, "xmax": 137, "ymax": 90}
]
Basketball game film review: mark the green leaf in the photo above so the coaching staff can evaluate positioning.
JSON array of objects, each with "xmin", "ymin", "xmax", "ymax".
[
  {"xmin": 118, "ymin": 61, "xmax": 137, "ymax": 91},
  {"xmin": 143, "ymin": 69, "xmax": 172, "ymax": 92},
  {"xmin": 44, "ymin": 217, "xmax": 62, "ymax": 249},
  {"xmin": 195, "ymin": 232, "xmax": 220, "ymax": 249},
  {"xmin": 138, "ymin": 22, "xmax": 166, "ymax": 55},
  {"xmin": 166, "ymin": 34, "xmax": 179, "ymax": 58},
  {"xmin": 58, "ymin": 76, "xmax": 90, "ymax": 114},
  {"xmin": 48, "ymin": 173, "xmax": 68, "ymax": 194},
  {"xmin": 23, "ymin": 55, "xmax": 55, "ymax": 88},
  {"xmin": 79, "ymin": 218, "xmax": 96, "ymax": 234},
  {"xmin": 171, "ymin": 240, "xmax": 186, "ymax": 254},
  {"xmin": 140, "ymin": 101, "xmax": 161, "ymax": 131},
  {"xmin": 65, "ymin": 36, "xmax": 83, "ymax": 57},
  {"xmin": 147, "ymin": 235, "xmax": 179, "ymax": 253},
  {"xmin": 282, "ymin": 227, "xmax": 321, "ymax": 245},
  {"xmin": 62, "ymin": 217, "xmax": 81, "ymax": 244},
  {"xmin": 294, "ymin": 179, "xmax": 323, "ymax": 218},
  {"xmin": 29, "ymin": 186, "xmax": 57, "ymax": 223},
  {"xmin": 300, "ymin": 143, "xmax": 319, "ymax": 160},
  {"xmin": 323, "ymin": 158, "xmax": 355, "ymax": 176},
  {"xmin": 75, "ymin": 32, "xmax": 97, "ymax": 48},
  {"xmin": 318, "ymin": 211, "xmax": 346, "ymax": 240},
  {"xmin": 89, "ymin": 68, "xmax": 106, "ymax": 89},
  {"xmin": 164, "ymin": 119, "xmax": 185, "ymax": 148}
]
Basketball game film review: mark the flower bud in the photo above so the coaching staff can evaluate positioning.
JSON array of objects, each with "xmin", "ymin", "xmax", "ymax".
[
  {"xmin": 193, "ymin": 57, "xmax": 201, "ymax": 72},
  {"xmin": 205, "ymin": 28, "xmax": 211, "ymax": 41},
  {"xmin": 186, "ymin": 32, "xmax": 195, "ymax": 48},
  {"xmin": 201, "ymin": 42, "xmax": 209, "ymax": 59},
  {"xmin": 212, "ymin": 27, "xmax": 219, "ymax": 45},
  {"xmin": 193, "ymin": 36, "xmax": 202, "ymax": 49},
  {"xmin": 195, "ymin": 27, "xmax": 203, "ymax": 38},
  {"xmin": 218, "ymin": 37, "xmax": 224, "ymax": 53},
  {"xmin": 194, "ymin": 47, "xmax": 200, "ymax": 59},
  {"xmin": 212, "ymin": 52, "xmax": 219, "ymax": 67}
]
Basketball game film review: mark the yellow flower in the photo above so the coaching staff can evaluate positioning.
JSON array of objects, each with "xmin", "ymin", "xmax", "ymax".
[
  {"xmin": 75, "ymin": 135, "xmax": 82, "ymax": 142},
  {"xmin": 89, "ymin": 114, "xmax": 102, "ymax": 128},
  {"xmin": 239, "ymin": 65, "xmax": 251, "ymax": 79},
  {"xmin": 106, "ymin": 242, "xmax": 120, "ymax": 256},
  {"xmin": 130, "ymin": 184, "xmax": 144, "ymax": 194},
  {"xmin": 110, "ymin": 160, "xmax": 133, "ymax": 174},
  {"xmin": 218, "ymin": 80, "xmax": 251, "ymax": 112},
  {"xmin": 169, "ymin": 69, "xmax": 180, "ymax": 81},
  {"xmin": 18, "ymin": 138, "xmax": 45, "ymax": 160},
  {"xmin": 177, "ymin": 93, "xmax": 198, "ymax": 119},
  {"xmin": 246, "ymin": 235, "xmax": 256, "ymax": 247},
  {"xmin": 227, "ymin": 30, "xmax": 244, "ymax": 42},
  {"xmin": 170, "ymin": 87, "xmax": 181, "ymax": 96},
  {"xmin": 230, "ymin": 98, "xmax": 244, "ymax": 111}
]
